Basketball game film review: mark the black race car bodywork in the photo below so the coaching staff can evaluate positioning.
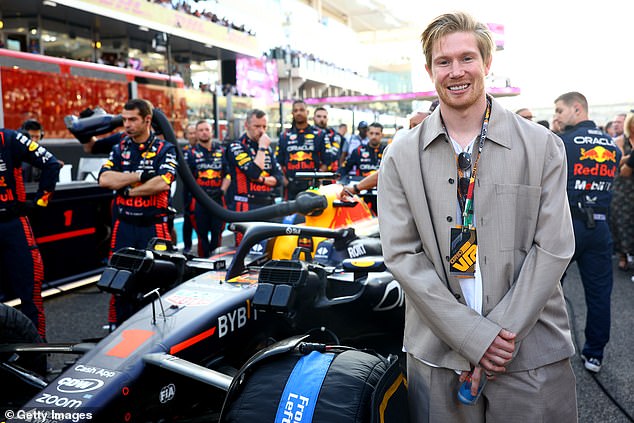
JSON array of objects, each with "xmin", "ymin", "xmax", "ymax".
[{"xmin": 2, "ymin": 221, "xmax": 404, "ymax": 422}]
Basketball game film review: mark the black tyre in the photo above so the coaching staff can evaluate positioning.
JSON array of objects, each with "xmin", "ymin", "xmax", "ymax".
[{"xmin": 0, "ymin": 303, "xmax": 47, "ymax": 408}]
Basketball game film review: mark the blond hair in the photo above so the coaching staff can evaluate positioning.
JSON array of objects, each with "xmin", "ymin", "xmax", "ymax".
[{"xmin": 420, "ymin": 12, "xmax": 494, "ymax": 68}]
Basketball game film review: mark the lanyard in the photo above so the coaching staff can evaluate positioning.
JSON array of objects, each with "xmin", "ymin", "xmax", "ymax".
[{"xmin": 441, "ymin": 96, "xmax": 492, "ymax": 229}]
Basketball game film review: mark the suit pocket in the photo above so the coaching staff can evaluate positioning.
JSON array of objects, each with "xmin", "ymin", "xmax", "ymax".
[{"xmin": 495, "ymin": 184, "xmax": 542, "ymax": 251}]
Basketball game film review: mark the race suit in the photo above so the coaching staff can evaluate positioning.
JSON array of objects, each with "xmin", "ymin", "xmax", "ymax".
[
  {"xmin": 560, "ymin": 120, "xmax": 620, "ymax": 361},
  {"xmin": 341, "ymin": 142, "xmax": 385, "ymax": 215},
  {"xmin": 342, "ymin": 143, "xmax": 386, "ymax": 178},
  {"xmin": 187, "ymin": 142, "xmax": 228, "ymax": 257},
  {"xmin": 276, "ymin": 125, "xmax": 328, "ymax": 200},
  {"xmin": 99, "ymin": 132, "xmax": 177, "ymax": 324},
  {"xmin": 0, "ymin": 129, "xmax": 60, "ymax": 338},
  {"xmin": 341, "ymin": 133, "xmax": 368, "ymax": 175},
  {"xmin": 226, "ymin": 133, "xmax": 283, "ymax": 211},
  {"xmin": 320, "ymin": 126, "xmax": 342, "ymax": 172}
]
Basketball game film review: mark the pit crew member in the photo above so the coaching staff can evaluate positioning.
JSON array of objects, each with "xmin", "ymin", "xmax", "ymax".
[
  {"xmin": 0, "ymin": 128, "xmax": 61, "ymax": 338},
  {"xmin": 555, "ymin": 91, "xmax": 620, "ymax": 373},
  {"xmin": 313, "ymin": 107, "xmax": 342, "ymax": 172},
  {"xmin": 276, "ymin": 100, "xmax": 329, "ymax": 200},
  {"xmin": 187, "ymin": 120, "xmax": 230, "ymax": 257},
  {"xmin": 98, "ymin": 99, "xmax": 178, "ymax": 326},
  {"xmin": 226, "ymin": 109, "xmax": 282, "ymax": 212}
]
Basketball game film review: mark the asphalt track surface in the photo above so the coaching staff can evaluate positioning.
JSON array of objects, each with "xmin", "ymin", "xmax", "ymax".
[{"xmin": 40, "ymin": 258, "xmax": 634, "ymax": 422}]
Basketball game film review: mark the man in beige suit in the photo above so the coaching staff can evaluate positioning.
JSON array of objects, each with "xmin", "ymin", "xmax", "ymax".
[{"xmin": 378, "ymin": 12, "xmax": 577, "ymax": 422}]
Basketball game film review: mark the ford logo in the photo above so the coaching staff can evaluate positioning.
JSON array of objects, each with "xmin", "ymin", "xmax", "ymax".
[{"xmin": 57, "ymin": 377, "xmax": 105, "ymax": 393}]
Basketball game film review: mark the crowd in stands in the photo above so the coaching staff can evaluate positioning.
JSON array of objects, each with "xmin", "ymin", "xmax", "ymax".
[
  {"xmin": 151, "ymin": 0, "xmax": 256, "ymax": 36},
  {"xmin": 269, "ymin": 47, "xmax": 362, "ymax": 77}
]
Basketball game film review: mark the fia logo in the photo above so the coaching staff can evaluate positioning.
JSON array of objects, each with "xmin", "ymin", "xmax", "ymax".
[{"xmin": 160, "ymin": 383, "xmax": 176, "ymax": 403}]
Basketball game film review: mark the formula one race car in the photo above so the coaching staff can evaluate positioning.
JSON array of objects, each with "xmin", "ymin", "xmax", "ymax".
[
  {"xmin": 0, "ymin": 219, "xmax": 403, "ymax": 422},
  {"xmin": 0, "ymin": 110, "xmax": 404, "ymax": 422}
]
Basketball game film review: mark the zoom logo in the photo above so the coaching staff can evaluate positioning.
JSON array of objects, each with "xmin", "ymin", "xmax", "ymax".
[
  {"xmin": 57, "ymin": 377, "xmax": 105, "ymax": 393},
  {"xmin": 36, "ymin": 393, "xmax": 83, "ymax": 408}
]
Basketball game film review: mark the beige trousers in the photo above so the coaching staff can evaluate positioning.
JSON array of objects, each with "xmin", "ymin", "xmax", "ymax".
[{"xmin": 407, "ymin": 354, "xmax": 578, "ymax": 423}]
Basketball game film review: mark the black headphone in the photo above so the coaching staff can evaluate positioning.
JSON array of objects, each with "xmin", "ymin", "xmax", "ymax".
[{"xmin": 19, "ymin": 119, "xmax": 44, "ymax": 140}]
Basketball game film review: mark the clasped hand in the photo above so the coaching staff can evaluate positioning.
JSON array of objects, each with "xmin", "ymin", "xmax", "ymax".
[{"xmin": 459, "ymin": 329, "xmax": 516, "ymax": 397}]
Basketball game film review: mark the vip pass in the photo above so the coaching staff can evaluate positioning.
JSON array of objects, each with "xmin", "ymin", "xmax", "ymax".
[{"xmin": 4, "ymin": 408, "xmax": 94, "ymax": 422}]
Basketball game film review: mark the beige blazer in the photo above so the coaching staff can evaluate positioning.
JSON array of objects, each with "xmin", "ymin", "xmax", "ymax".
[{"xmin": 378, "ymin": 98, "xmax": 575, "ymax": 372}]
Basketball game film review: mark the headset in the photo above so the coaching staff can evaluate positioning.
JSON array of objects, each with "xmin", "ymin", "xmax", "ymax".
[{"xmin": 19, "ymin": 119, "xmax": 45, "ymax": 141}]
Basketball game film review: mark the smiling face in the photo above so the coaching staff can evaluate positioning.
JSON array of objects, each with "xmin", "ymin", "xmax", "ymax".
[{"xmin": 426, "ymin": 31, "xmax": 491, "ymax": 113}]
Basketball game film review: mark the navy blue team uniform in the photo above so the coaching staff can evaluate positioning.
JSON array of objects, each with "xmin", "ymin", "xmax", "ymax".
[
  {"xmin": 561, "ymin": 120, "xmax": 620, "ymax": 362},
  {"xmin": 341, "ymin": 143, "xmax": 385, "ymax": 178},
  {"xmin": 0, "ymin": 129, "xmax": 61, "ymax": 338},
  {"xmin": 276, "ymin": 125, "xmax": 329, "ymax": 200},
  {"xmin": 321, "ymin": 127, "xmax": 342, "ymax": 172},
  {"xmin": 341, "ymin": 143, "xmax": 385, "ymax": 214},
  {"xmin": 187, "ymin": 142, "xmax": 228, "ymax": 257},
  {"xmin": 226, "ymin": 133, "xmax": 282, "ymax": 212},
  {"xmin": 99, "ymin": 132, "xmax": 177, "ymax": 324}
]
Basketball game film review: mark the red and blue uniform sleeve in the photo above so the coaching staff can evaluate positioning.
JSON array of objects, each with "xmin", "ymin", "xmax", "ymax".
[
  {"xmin": 326, "ymin": 131, "xmax": 342, "ymax": 171},
  {"xmin": 12, "ymin": 130, "xmax": 61, "ymax": 205},
  {"xmin": 227, "ymin": 140, "xmax": 263, "ymax": 180},
  {"xmin": 269, "ymin": 153, "xmax": 284, "ymax": 186},
  {"xmin": 276, "ymin": 132, "xmax": 288, "ymax": 167},
  {"xmin": 156, "ymin": 141, "xmax": 178, "ymax": 186},
  {"xmin": 343, "ymin": 146, "xmax": 361, "ymax": 176},
  {"xmin": 316, "ymin": 130, "xmax": 330, "ymax": 168},
  {"xmin": 99, "ymin": 143, "xmax": 123, "ymax": 177},
  {"xmin": 221, "ymin": 145, "xmax": 231, "ymax": 178}
]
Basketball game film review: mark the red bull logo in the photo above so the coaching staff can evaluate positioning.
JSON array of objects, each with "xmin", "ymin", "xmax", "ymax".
[
  {"xmin": 289, "ymin": 151, "xmax": 312, "ymax": 162},
  {"xmin": 36, "ymin": 191, "xmax": 52, "ymax": 207},
  {"xmin": 162, "ymin": 173, "xmax": 175, "ymax": 184},
  {"xmin": 116, "ymin": 195, "xmax": 161, "ymax": 208},
  {"xmin": 573, "ymin": 163, "xmax": 616, "ymax": 178},
  {"xmin": 200, "ymin": 169, "xmax": 222, "ymax": 179},
  {"xmin": 297, "ymin": 236, "xmax": 314, "ymax": 251},
  {"xmin": 579, "ymin": 146, "xmax": 616, "ymax": 163},
  {"xmin": 0, "ymin": 190, "xmax": 14, "ymax": 202}
]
